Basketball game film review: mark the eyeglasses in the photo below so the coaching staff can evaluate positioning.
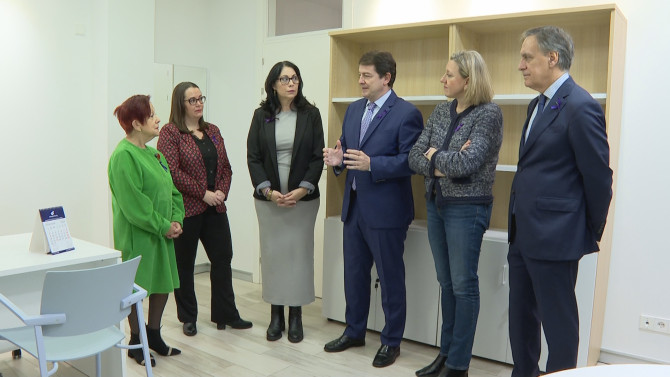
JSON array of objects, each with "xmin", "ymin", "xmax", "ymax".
[
  {"xmin": 184, "ymin": 96, "xmax": 206, "ymax": 105},
  {"xmin": 278, "ymin": 75, "xmax": 300, "ymax": 85}
]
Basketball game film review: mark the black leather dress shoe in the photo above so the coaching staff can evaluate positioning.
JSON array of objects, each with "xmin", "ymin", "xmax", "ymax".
[
  {"xmin": 372, "ymin": 344, "xmax": 400, "ymax": 367},
  {"xmin": 182, "ymin": 322, "xmax": 197, "ymax": 336},
  {"xmin": 218, "ymin": 318, "xmax": 253, "ymax": 330},
  {"xmin": 323, "ymin": 334, "xmax": 365, "ymax": 352},
  {"xmin": 416, "ymin": 354, "xmax": 447, "ymax": 376}
]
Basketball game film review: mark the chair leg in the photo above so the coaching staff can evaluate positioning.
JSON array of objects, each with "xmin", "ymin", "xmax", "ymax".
[
  {"xmin": 96, "ymin": 353, "xmax": 101, "ymax": 377},
  {"xmin": 34, "ymin": 325, "xmax": 49, "ymax": 377},
  {"xmin": 136, "ymin": 302, "xmax": 154, "ymax": 377}
]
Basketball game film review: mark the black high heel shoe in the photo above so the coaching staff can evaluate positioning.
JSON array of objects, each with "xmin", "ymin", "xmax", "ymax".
[
  {"xmin": 128, "ymin": 332, "xmax": 156, "ymax": 367},
  {"xmin": 146, "ymin": 327, "xmax": 181, "ymax": 356},
  {"xmin": 287, "ymin": 306, "xmax": 303, "ymax": 343},
  {"xmin": 416, "ymin": 354, "xmax": 447, "ymax": 377},
  {"xmin": 217, "ymin": 317, "xmax": 253, "ymax": 330},
  {"xmin": 267, "ymin": 305, "xmax": 285, "ymax": 341}
]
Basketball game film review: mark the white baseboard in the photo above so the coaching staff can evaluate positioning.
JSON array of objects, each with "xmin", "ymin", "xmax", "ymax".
[
  {"xmin": 194, "ymin": 263, "xmax": 254, "ymax": 282},
  {"xmin": 599, "ymin": 348, "xmax": 669, "ymax": 365}
]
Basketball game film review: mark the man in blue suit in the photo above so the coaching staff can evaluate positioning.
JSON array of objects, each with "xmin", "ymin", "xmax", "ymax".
[
  {"xmin": 508, "ymin": 26, "xmax": 613, "ymax": 377},
  {"xmin": 322, "ymin": 51, "xmax": 423, "ymax": 367}
]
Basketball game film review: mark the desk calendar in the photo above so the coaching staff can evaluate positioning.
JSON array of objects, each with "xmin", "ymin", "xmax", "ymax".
[{"xmin": 29, "ymin": 206, "xmax": 75, "ymax": 254}]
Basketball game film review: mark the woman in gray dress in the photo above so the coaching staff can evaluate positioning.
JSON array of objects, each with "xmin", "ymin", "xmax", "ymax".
[{"xmin": 247, "ymin": 61, "xmax": 324, "ymax": 343}]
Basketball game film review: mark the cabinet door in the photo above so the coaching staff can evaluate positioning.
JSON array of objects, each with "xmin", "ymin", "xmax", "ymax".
[
  {"xmin": 371, "ymin": 224, "xmax": 440, "ymax": 345},
  {"xmin": 321, "ymin": 217, "xmax": 383, "ymax": 329},
  {"xmin": 436, "ymin": 235, "xmax": 509, "ymax": 363},
  {"xmin": 322, "ymin": 217, "xmax": 345, "ymax": 322},
  {"xmin": 402, "ymin": 225, "xmax": 440, "ymax": 345},
  {"xmin": 475, "ymin": 237, "xmax": 510, "ymax": 362}
]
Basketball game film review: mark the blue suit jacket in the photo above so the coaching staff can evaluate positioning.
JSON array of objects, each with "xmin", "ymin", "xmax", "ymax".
[
  {"xmin": 508, "ymin": 77, "xmax": 612, "ymax": 261},
  {"xmin": 336, "ymin": 90, "xmax": 423, "ymax": 229}
]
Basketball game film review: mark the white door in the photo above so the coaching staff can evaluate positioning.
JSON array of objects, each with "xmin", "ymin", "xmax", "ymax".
[{"xmin": 262, "ymin": 32, "xmax": 331, "ymax": 296}]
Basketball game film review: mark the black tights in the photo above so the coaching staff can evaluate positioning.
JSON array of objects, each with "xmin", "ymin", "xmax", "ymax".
[{"xmin": 128, "ymin": 293, "xmax": 169, "ymax": 333}]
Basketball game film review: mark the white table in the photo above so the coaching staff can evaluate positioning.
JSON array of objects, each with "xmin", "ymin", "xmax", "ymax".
[
  {"xmin": 0, "ymin": 233, "xmax": 124, "ymax": 376},
  {"xmin": 547, "ymin": 364, "xmax": 670, "ymax": 376}
]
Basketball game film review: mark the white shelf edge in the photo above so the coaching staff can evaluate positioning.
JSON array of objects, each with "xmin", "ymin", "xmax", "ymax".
[
  {"xmin": 326, "ymin": 217, "xmax": 508, "ymax": 240},
  {"xmin": 332, "ymin": 93, "xmax": 607, "ymax": 105},
  {"xmin": 483, "ymin": 229, "xmax": 508, "ymax": 242},
  {"xmin": 496, "ymin": 164, "xmax": 517, "ymax": 172}
]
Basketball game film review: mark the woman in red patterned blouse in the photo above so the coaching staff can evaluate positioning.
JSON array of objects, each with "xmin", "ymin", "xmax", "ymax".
[{"xmin": 157, "ymin": 82, "xmax": 252, "ymax": 337}]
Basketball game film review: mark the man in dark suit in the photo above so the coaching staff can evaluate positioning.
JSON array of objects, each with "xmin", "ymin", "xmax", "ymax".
[
  {"xmin": 508, "ymin": 26, "xmax": 613, "ymax": 377},
  {"xmin": 322, "ymin": 51, "xmax": 423, "ymax": 367}
]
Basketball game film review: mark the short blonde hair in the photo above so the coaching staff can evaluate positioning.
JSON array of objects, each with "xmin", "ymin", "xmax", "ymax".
[{"xmin": 450, "ymin": 50, "xmax": 494, "ymax": 106}]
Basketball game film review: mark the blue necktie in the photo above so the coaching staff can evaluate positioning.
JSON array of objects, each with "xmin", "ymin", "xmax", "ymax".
[
  {"xmin": 353, "ymin": 102, "xmax": 376, "ymax": 191},
  {"xmin": 525, "ymin": 94, "xmax": 546, "ymax": 141},
  {"xmin": 359, "ymin": 102, "xmax": 376, "ymax": 144}
]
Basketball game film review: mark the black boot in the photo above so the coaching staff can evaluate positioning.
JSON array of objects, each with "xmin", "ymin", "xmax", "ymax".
[
  {"xmin": 288, "ymin": 306, "xmax": 304, "ymax": 343},
  {"xmin": 437, "ymin": 367, "xmax": 468, "ymax": 377},
  {"xmin": 147, "ymin": 327, "xmax": 181, "ymax": 356},
  {"xmin": 416, "ymin": 354, "xmax": 447, "ymax": 376},
  {"xmin": 266, "ymin": 305, "xmax": 285, "ymax": 341},
  {"xmin": 127, "ymin": 332, "xmax": 155, "ymax": 367}
]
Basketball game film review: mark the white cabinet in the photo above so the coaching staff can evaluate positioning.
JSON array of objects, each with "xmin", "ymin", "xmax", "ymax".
[
  {"xmin": 322, "ymin": 217, "xmax": 439, "ymax": 345},
  {"xmin": 469, "ymin": 230, "xmax": 511, "ymax": 363},
  {"xmin": 324, "ymin": 7, "xmax": 625, "ymax": 364},
  {"xmin": 322, "ymin": 218, "xmax": 598, "ymax": 369}
]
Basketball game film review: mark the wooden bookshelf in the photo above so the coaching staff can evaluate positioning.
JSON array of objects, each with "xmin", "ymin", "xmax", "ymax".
[{"xmin": 324, "ymin": 4, "xmax": 626, "ymax": 366}]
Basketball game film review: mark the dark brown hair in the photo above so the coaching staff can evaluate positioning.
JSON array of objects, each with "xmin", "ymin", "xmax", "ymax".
[
  {"xmin": 359, "ymin": 51, "xmax": 396, "ymax": 88},
  {"xmin": 169, "ymin": 81, "xmax": 208, "ymax": 133},
  {"xmin": 260, "ymin": 61, "xmax": 314, "ymax": 119}
]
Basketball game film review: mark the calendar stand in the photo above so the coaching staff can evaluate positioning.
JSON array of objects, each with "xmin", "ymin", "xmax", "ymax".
[{"xmin": 29, "ymin": 206, "xmax": 75, "ymax": 254}]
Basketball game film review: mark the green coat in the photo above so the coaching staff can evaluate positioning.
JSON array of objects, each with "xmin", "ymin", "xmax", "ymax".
[{"xmin": 108, "ymin": 139, "xmax": 185, "ymax": 294}]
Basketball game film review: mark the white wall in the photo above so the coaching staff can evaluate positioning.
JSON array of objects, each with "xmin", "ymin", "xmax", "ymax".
[
  {"xmin": 4, "ymin": 0, "xmax": 670, "ymax": 365},
  {"xmin": 344, "ymin": 0, "xmax": 670, "ymax": 364},
  {"xmin": 155, "ymin": 0, "xmax": 264, "ymax": 281},
  {"xmin": 262, "ymin": 30, "xmax": 332, "ymax": 296},
  {"xmin": 0, "ymin": 0, "xmax": 154, "ymax": 245}
]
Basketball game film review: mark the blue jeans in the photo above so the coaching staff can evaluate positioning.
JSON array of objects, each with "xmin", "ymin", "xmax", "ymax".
[{"xmin": 426, "ymin": 199, "xmax": 491, "ymax": 370}]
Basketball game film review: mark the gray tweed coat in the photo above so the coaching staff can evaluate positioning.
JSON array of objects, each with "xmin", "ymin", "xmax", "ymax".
[{"xmin": 409, "ymin": 101, "xmax": 503, "ymax": 203}]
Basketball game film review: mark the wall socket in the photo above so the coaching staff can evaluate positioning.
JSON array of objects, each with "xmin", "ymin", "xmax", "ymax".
[{"xmin": 639, "ymin": 314, "xmax": 670, "ymax": 334}]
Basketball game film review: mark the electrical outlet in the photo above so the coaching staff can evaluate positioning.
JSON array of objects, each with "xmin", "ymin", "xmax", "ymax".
[{"xmin": 639, "ymin": 315, "xmax": 670, "ymax": 334}]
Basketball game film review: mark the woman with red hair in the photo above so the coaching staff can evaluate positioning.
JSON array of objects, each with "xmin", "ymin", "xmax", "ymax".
[{"xmin": 108, "ymin": 94, "xmax": 185, "ymax": 367}]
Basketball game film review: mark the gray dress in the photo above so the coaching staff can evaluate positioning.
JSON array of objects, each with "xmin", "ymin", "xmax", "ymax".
[{"xmin": 255, "ymin": 110, "xmax": 318, "ymax": 306}]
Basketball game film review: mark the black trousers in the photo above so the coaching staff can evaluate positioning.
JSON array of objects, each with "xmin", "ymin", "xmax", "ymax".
[{"xmin": 173, "ymin": 207, "xmax": 239, "ymax": 324}]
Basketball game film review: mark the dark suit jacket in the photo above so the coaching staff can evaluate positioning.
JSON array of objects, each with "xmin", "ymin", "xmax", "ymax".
[
  {"xmin": 247, "ymin": 106, "xmax": 325, "ymax": 201},
  {"xmin": 508, "ymin": 76, "xmax": 613, "ymax": 261},
  {"xmin": 157, "ymin": 123, "xmax": 232, "ymax": 217},
  {"xmin": 336, "ymin": 90, "xmax": 423, "ymax": 229}
]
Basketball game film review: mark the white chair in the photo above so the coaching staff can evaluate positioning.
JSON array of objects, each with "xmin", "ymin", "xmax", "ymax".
[{"xmin": 0, "ymin": 256, "xmax": 152, "ymax": 377}]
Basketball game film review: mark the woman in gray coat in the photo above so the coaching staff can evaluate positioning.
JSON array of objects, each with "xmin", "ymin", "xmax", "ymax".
[{"xmin": 409, "ymin": 50, "xmax": 502, "ymax": 377}]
